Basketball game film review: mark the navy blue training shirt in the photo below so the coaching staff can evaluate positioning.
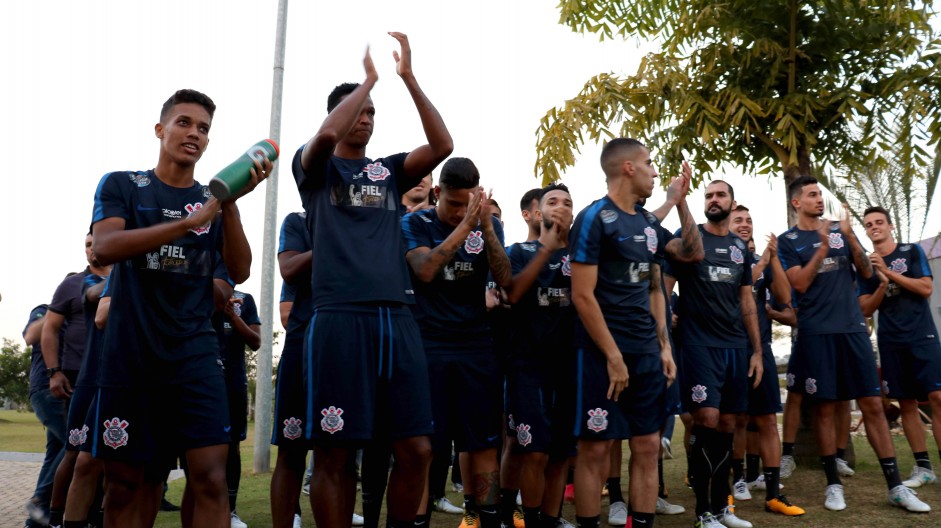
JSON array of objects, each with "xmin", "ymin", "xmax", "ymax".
[
  {"xmin": 25, "ymin": 305, "xmax": 48, "ymax": 395},
  {"xmin": 507, "ymin": 240, "xmax": 575, "ymax": 359},
  {"xmin": 219, "ymin": 291, "xmax": 261, "ymax": 383},
  {"xmin": 859, "ymin": 242, "xmax": 938, "ymax": 344},
  {"xmin": 74, "ymin": 273, "xmax": 108, "ymax": 388},
  {"xmin": 750, "ymin": 253, "xmax": 774, "ymax": 346},
  {"xmin": 48, "ymin": 269, "xmax": 92, "ymax": 371},
  {"xmin": 277, "ymin": 211, "xmax": 314, "ymax": 334}
]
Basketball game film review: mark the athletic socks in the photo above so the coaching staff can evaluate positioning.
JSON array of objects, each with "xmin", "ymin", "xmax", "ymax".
[
  {"xmin": 821, "ymin": 455, "xmax": 841, "ymax": 486},
  {"xmin": 541, "ymin": 514, "xmax": 561, "ymax": 528},
  {"xmin": 732, "ymin": 458, "xmax": 745, "ymax": 483},
  {"xmin": 689, "ymin": 425, "xmax": 714, "ymax": 516},
  {"xmin": 658, "ymin": 458, "xmax": 666, "ymax": 498},
  {"xmin": 49, "ymin": 509, "xmax": 64, "ymax": 528},
  {"xmin": 522, "ymin": 506, "xmax": 541, "ymax": 528},
  {"xmin": 63, "ymin": 522, "xmax": 87, "ymax": 528},
  {"xmin": 477, "ymin": 503, "xmax": 501, "ymax": 528},
  {"xmin": 575, "ymin": 515, "xmax": 600, "ymax": 528},
  {"xmin": 631, "ymin": 511, "xmax": 655, "ymax": 527},
  {"xmin": 782, "ymin": 442, "xmax": 794, "ymax": 458},
  {"xmin": 606, "ymin": 477, "xmax": 625, "ymax": 504},
  {"xmin": 763, "ymin": 467, "xmax": 780, "ymax": 501},
  {"xmin": 499, "ymin": 488, "xmax": 519, "ymax": 527},
  {"xmin": 745, "ymin": 454, "xmax": 761, "ymax": 483},
  {"xmin": 710, "ymin": 431, "xmax": 734, "ymax": 514},
  {"xmin": 914, "ymin": 451, "xmax": 933, "ymax": 470},
  {"xmin": 386, "ymin": 518, "xmax": 414, "ymax": 528},
  {"xmin": 836, "ymin": 447, "xmax": 846, "ymax": 460},
  {"xmin": 879, "ymin": 457, "xmax": 903, "ymax": 489},
  {"xmin": 412, "ymin": 510, "xmax": 431, "ymax": 528}
]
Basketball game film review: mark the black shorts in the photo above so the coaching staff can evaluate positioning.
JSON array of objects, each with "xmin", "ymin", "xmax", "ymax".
[
  {"xmin": 788, "ymin": 332, "xmax": 880, "ymax": 401},
  {"xmin": 748, "ymin": 343, "xmax": 782, "ymax": 416},
  {"xmin": 879, "ymin": 340, "xmax": 941, "ymax": 401},
  {"xmin": 303, "ymin": 305, "xmax": 433, "ymax": 444},
  {"xmin": 271, "ymin": 328, "xmax": 309, "ymax": 447},
  {"xmin": 505, "ymin": 358, "xmax": 575, "ymax": 458},
  {"xmin": 573, "ymin": 345, "xmax": 666, "ymax": 440},
  {"xmin": 427, "ymin": 346, "xmax": 503, "ymax": 453},
  {"xmin": 679, "ymin": 345, "xmax": 749, "ymax": 414},
  {"xmin": 226, "ymin": 375, "xmax": 248, "ymax": 443},
  {"xmin": 66, "ymin": 385, "xmax": 95, "ymax": 452}
]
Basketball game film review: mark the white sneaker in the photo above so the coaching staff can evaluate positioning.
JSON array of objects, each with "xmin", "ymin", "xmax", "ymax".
[
  {"xmin": 824, "ymin": 484, "xmax": 846, "ymax": 511},
  {"xmin": 231, "ymin": 512, "xmax": 248, "ymax": 528},
  {"xmin": 902, "ymin": 466, "xmax": 938, "ymax": 488},
  {"xmin": 655, "ymin": 496, "xmax": 685, "ymax": 515},
  {"xmin": 695, "ymin": 512, "xmax": 723, "ymax": 528},
  {"xmin": 452, "ymin": 482, "xmax": 464, "ymax": 493},
  {"xmin": 352, "ymin": 512, "xmax": 364, "ymax": 526},
  {"xmin": 517, "ymin": 490, "xmax": 522, "ymax": 506},
  {"xmin": 293, "ymin": 513, "xmax": 302, "ymax": 528},
  {"xmin": 780, "ymin": 455, "xmax": 796, "ymax": 479},
  {"xmin": 608, "ymin": 501, "xmax": 628, "ymax": 526},
  {"xmin": 302, "ymin": 482, "xmax": 310, "ymax": 495},
  {"xmin": 836, "ymin": 457, "xmax": 855, "ymax": 477},
  {"xmin": 747, "ymin": 474, "xmax": 783, "ymax": 491},
  {"xmin": 715, "ymin": 505, "xmax": 752, "ymax": 528},
  {"xmin": 661, "ymin": 436, "xmax": 674, "ymax": 459},
  {"xmin": 889, "ymin": 485, "xmax": 931, "ymax": 512},
  {"xmin": 433, "ymin": 497, "xmax": 464, "ymax": 514},
  {"xmin": 733, "ymin": 478, "xmax": 751, "ymax": 501},
  {"xmin": 557, "ymin": 519, "xmax": 575, "ymax": 528}
]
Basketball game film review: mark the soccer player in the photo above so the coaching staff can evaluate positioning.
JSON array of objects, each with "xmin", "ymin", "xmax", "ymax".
[
  {"xmin": 23, "ymin": 302, "xmax": 58, "ymax": 528},
  {"xmin": 520, "ymin": 188, "xmax": 543, "ymax": 242},
  {"xmin": 727, "ymin": 206, "xmax": 804, "ymax": 516},
  {"xmin": 90, "ymin": 88, "xmax": 268, "ymax": 527},
  {"xmin": 569, "ymin": 138, "xmax": 702, "ymax": 528},
  {"xmin": 859, "ymin": 206, "xmax": 941, "ymax": 488},
  {"xmin": 776, "ymin": 176, "xmax": 929, "ymax": 512},
  {"xmin": 402, "ymin": 173, "xmax": 436, "ymax": 213},
  {"xmin": 292, "ymin": 33, "xmax": 452, "ymax": 528}
]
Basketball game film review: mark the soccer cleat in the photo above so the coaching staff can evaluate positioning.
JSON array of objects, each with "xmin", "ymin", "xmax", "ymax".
[
  {"xmin": 732, "ymin": 479, "xmax": 751, "ymax": 501},
  {"xmin": 661, "ymin": 436, "xmax": 674, "ymax": 459},
  {"xmin": 694, "ymin": 512, "xmax": 723, "ymax": 528},
  {"xmin": 458, "ymin": 509, "xmax": 480, "ymax": 528},
  {"xmin": 563, "ymin": 483, "xmax": 575, "ymax": 503},
  {"xmin": 764, "ymin": 495, "xmax": 805, "ymax": 516},
  {"xmin": 352, "ymin": 513, "xmax": 364, "ymax": 526},
  {"xmin": 434, "ymin": 497, "xmax": 464, "ymax": 515},
  {"xmin": 230, "ymin": 511, "xmax": 248, "ymax": 528},
  {"xmin": 779, "ymin": 455, "xmax": 796, "ymax": 479},
  {"xmin": 823, "ymin": 484, "xmax": 846, "ymax": 511},
  {"xmin": 655, "ymin": 496, "xmax": 685, "ymax": 515},
  {"xmin": 293, "ymin": 513, "xmax": 302, "ymax": 528},
  {"xmin": 902, "ymin": 466, "xmax": 938, "ymax": 488},
  {"xmin": 512, "ymin": 509, "xmax": 526, "ymax": 528},
  {"xmin": 835, "ymin": 457, "xmax": 855, "ymax": 477},
  {"xmin": 608, "ymin": 501, "xmax": 628, "ymax": 526},
  {"xmin": 888, "ymin": 485, "xmax": 931, "ymax": 513},
  {"xmin": 715, "ymin": 505, "xmax": 752, "ymax": 528}
]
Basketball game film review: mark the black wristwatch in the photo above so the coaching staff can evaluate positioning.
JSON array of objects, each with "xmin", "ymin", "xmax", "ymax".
[{"xmin": 46, "ymin": 366, "xmax": 62, "ymax": 377}]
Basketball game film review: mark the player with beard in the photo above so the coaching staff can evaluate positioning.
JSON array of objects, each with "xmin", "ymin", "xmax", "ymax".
[
  {"xmin": 859, "ymin": 206, "xmax": 941, "ymax": 489},
  {"xmin": 776, "ymin": 176, "xmax": 928, "ymax": 513},
  {"xmin": 665, "ymin": 181, "xmax": 763, "ymax": 528}
]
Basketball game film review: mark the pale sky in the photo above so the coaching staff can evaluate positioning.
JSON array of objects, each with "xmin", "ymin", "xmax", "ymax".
[{"xmin": 2, "ymin": 1, "xmax": 937, "ymax": 353}]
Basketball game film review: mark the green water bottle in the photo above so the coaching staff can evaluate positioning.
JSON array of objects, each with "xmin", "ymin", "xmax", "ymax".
[{"xmin": 209, "ymin": 139, "xmax": 280, "ymax": 200}]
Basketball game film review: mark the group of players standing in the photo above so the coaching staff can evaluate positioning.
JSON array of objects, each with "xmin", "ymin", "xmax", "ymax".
[{"xmin": 25, "ymin": 32, "xmax": 941, "ymax": 528}]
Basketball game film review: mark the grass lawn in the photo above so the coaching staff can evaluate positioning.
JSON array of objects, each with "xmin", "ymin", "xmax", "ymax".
[{"xmin": 4, "ymin": 410, "xmax": 939, "ymax": 527}]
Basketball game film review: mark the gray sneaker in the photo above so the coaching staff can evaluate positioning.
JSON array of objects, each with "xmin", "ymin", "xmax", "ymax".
[
  {"xmin": 835, "ymin": 457, "xmax": 855, "ymax": 477},
  {"xmin": 824, "ymin": 484, "xmax": 846, "ymax": 511},
  {"xmin": 715, "ymin": 505, "xmax": 753, "ymax": 528},
  {"xmin": 608, "ymin": 501, "xmax": 628, "ymax": 526},
  {"xmin": 655, "ymin": 496, "xmax": 685, "ymax": 515},
  {"xmin": 780, "ymin": 455, "xmax": 796, "ymax": 479},
  {"xmin": 902, "ymin": 466, "xmax": 938, "ymax": 488}
]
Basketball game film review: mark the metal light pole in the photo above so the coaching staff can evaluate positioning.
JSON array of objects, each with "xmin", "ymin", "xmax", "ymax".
[{"xmin": 254, "ymin": 0, "xmax": 288, "ymax": 473}]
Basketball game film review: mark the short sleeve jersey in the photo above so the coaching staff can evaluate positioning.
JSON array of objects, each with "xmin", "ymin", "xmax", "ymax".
[
  {"xmin": 859, "ymin": 242, "xmax": 938, "ymax": 344},
  {"xmin": 666, "ymin": 225, "xmax": 753, "ymax": 348},
  {"xmin": 777, "ymin": 223, "xmax": 868, "ymax": 335},
  {"xmin": 402, "ymin": 208, "xmax": 504, "ymax": 349},
  {"xmin": 25, "ymin": 305, "xmax": 48, "ymax": 395},
  {"xmin": 220, "ymin": 291, "xmax": 261, "ymax": 382},
  {"xmin": 507, "ymin": 240, "xmax": 575, "ymax": 359},
  {"xmin": 278, "ymin": 212, "xmax": 314, "ymax": 334},
  {"xmin": 750, "ymin": 253, "xmax": 774, "ymax": 346},
  {"xmin": 569, "ymin": 197, "xmax": 666, "ymax": 354},
  {"xmin": 48, "ymin": 269, "xmax": 91, "ymax": 371},
  {"xmin": 292, "ymin": 148, "xmax": 415, "ymax": 308},
  {"xmin": 91, "ymin": 170, "xmax": 223, "ymax": 384},
  {"xmin": 75, "ymin": 273, "xmax": 108, "ymax": 388}
]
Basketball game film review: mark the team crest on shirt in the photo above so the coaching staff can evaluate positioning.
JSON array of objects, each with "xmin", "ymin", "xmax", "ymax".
[
  {"xmin": 586, "ymin": 408, "xmax": 609, "ymax": 432},
  {"xmin": 828, "ymin": 233, "xmax": 844, "ymax": 249},
  {"xmin": 320, "ymin": 406, "xmax": 344, "ymax": 434},
  {"xmin": 600, "ymin": 209, "xmax": 618, "ymax": 224},
  {"xmin": 561, "ymin": 255, "xmax": 572, "ymax": 277},
  {"xmin": 786, "ymin": 373, "xmax": 795, "ymax": 388},
  {"xmin": 68, "ymin": 425, "xmax": 89, "ymax": 446},
  {"xmin": 102, "ymin": 417, "xmax": 129, "ymax": 449},
  {"xmin": 129, "ymin": 173, "xmax": 151, "ymax": 187},
  {"xmin": 465, "ymin": 230, "xmax": 484, "ymax": 254},
  {"xmin": 364, "ymin": 162, "xmax": 391, "ymax": 182},
  {"xmin": 691, "ymin": 385, "xmax": 708, "ymax": 404},
  {"xmin": 283, "ymin": 417, "xmax": 303, "ymax": 440},
  {"xmin": 900, "ymin": 244, "xmax": 912, "ymax": 252},
  {"xmin": 184, "ymin": 203, "xmax": 212, "ymax": 236},
  {"xmin": 516, "ymin": 423, "xmax": 533, "ymax": 447},
  {"xmin": 805, "ymin": 378, "xmax": 818, "ymax": 395},
  {"xmin": 785, "ymin": 231, "xmax": 798, "ymax": 240},
  {"xmin": 730, "ymin": 245, "xmax": 744, "ymax": 264},
  {"xmin": 507, "ymin": 413, "xmax": 516, "ymax": 431},
  {"xmin": 644, "ymin": 226, "xmax": 658, "ymax": 254},
  {"xmin": 520, "ymin": 243, "xmax": 536, "ymax": 252},
  {"xmin": 890, "ymin": 258, "xmax": 907, "ymax": 274}
]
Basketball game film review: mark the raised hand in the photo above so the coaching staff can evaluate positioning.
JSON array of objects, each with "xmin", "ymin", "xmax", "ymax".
[
  {"xmin": 461, "ymin": 187, "xmax": 483, "ymax": 230},
  {"xmin": 477, "ymin": 188, "xmax": 495, "ymax": 228},
  {"xmin": 817, "ymin": 216, "xmax": 832, "ymax": 243},
  {"xmin": 388, "ymin": 32, "xmax": 412, "ymax": 78},
  {"xmin": 838, "ymin": 203, "xmax": 854, "ymax": 237},
  {"xmin": 364, "ymin": 46, "xmax": 378, "ymax": 82}
]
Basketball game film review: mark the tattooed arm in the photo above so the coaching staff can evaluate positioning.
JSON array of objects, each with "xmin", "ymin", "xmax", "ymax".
[
  {"xmin": 664, "ymin": 203, "xmax": 704, "ymax": 263},
  {"xmin": 405, "ymin": 191, "xmax": 481, "ymax": 283},
  {"xmin": 649, "ymin": 263, "xmax": 676, "ymax": 386}
]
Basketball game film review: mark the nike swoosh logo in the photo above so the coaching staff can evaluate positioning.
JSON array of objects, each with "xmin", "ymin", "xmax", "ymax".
[
  {"xmin": 618, "ymin": 235, "xmax": 631, "ymax": 242},
  {"xmin": 137, "ymin": 204, "xmax": 159, "ymax": 211},
  {"xmin": 795, "ymin": 246, "xmax": 807, "ymax": 252},
  {"xmin": 486, "ymin": 435, "xmax": 499, "ymax": 442},
  {"xmin": 224, "ymin": 426, "xmax": 231, "ymax": 432}
]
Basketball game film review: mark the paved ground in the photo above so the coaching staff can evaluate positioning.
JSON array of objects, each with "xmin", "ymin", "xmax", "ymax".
[{"xmin": 0, "ymin": 452, "xmax": 43, "ymax": 528}]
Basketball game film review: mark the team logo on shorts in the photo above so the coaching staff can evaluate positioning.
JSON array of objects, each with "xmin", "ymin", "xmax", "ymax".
[
  {"xmin": 102, "ymin": 417, "xmax": 129, "ymax": 449},
  {"xmin": 644, "ymin": 226, "xmax": 658, "ymax": 253},
  {"xmin": 561, "ymin": 255, "xmax": 572, "ymax": 277},
  {"xmin": 786, "ymin": 373, "xmax": 795, "ymax": 387},
  {"xmin": 283, "ymin": 417, "xmax": 303, "ymax": 440},
  {"xmin": 507, "ymin": 413, "xmax": 516, "ymax": 431},
  {"xmin": 730, "ymin": 245, "xmax": 744, "ymax": 264},
  {"xmin": 586, "ymin": 408, "xmax": 609, "ymax": 432},
  {"xmin": 68, "ymin": 425, "xmax": 89, "ymax": 446},
  {"xmin": 882, "ymin": 380, "xmax": 890, "ymax": 395},
  {"xmin": 464, "ymin": 231, "xmax": 484, "ymax": 254},
  {"xmin": 890, "ymin": 258, "xmax": 907, "ymax": 274},
  {"xmin": 129, "ymin": 173, "xmax": 151, "ymax": 187},
  {"xmin": 691, "ymin": 385, "xmax": 708, "ymax": 404},
  {"xmin": 805, "ymin": 378, "xmax": 817, "ymax": 395},
  {"xmin": 320, "ymin": 406, "xmax": 345, "ymax": 434},
  {"xmin": 828, "ymin": 233, "xmax": 844, "ymax": 249},
  {"xmin": 516, "ymin": 423, "xmax": 533, "ymax": 447},
  {"xmin": 364, "ymin": 162, "xmax": 391, "ymax": 182},
  {"xmin": 184, "ymin": 202, "xmax": 212, "ymax": 236}
]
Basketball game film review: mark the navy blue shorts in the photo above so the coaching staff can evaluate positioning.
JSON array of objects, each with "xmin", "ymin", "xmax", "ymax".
[
  {"xmin": 573, "ymin": 345, "xmax": 666, "ymax": 440},
  {"xmin": 271, "ymin": 327, "xmax": 309, "ymax": 447},
  {"xmin": 427, "ymin": 346, "xmax": 503, "ymax": 453},
  {"xmin": 505, "ymin": 358, "xmax": 576, "ymax": 458},
  {"xmin": 879, "ymin": 340, "xmax": 941, "ymax": 401},
  {"xmin": 303, "ymin": 305, "xmax": 434, "ymax": 444},
  {"xmin": 748, "ymin": 343, "xmax": 782, "ymax": 416},
  {"xmin": 788, "ymin": 332, "xmax": 880, "ymax": 401},
  {"xmin": 679, "ymin": 345, "xmax": 749, "ymax": 414},
  {"xmin": 66, "ymin": 385, "xmax": 95, "ymax": 452},
  {"xmin": 226, "ymin": 375, "xmax": 248, "ymax": 443}
]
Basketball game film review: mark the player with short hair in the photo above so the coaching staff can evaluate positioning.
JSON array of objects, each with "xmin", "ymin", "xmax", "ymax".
[
  {"xmin": 519, "ymin": 189, "xmax": 543, "ymax": 242},
  {"xmin": 859, "ymin": 206, "xmax": 941, "ymax": 489},
  {"xmin": 777, "ymin": 176, "xmax": 929, "ymax": 513}
]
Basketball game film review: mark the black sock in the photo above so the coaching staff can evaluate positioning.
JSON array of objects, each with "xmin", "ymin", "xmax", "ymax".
[
  {"xmin": 499, "ymin": 488, "xmax": 519, "ymax": 526},
  {"xmin": 686, "ymin": 450, "xmax": 693, "ymax": 484},
  {"xmin": 763, "ymin": 467, "xmax": 780, "ymax": 502},
  {"xmin": 732, "ymin": 458, "xmax": 745, "ymax": 482},
  {"xmin": 745, "ymin": 454, "xmax": 761, "ymax": 482},
  {"xmin": 477, "ymin": 503, "xmax": 500, "ymax": 528},
  {"xmin": 658, "ymin": 457, "xmax": 666, "ymax": 498},
  {"xmin": 710, "ymin": 431, "xmax": 734, "ymax": 514},
  {"xmin": 63, "ymin": 522, "xmax": 87, "ymax": 528},
  {"xmin": 690, "ymin": 425, "xmax": 714, "ymax": 516},
  {"xmin": 413, "ymin": 511, "xmax": 430, "ymax": 528},
  {"xmin": 575, "ymin": 515, "xmax": 600, "ymax": 528},
  {"xmin": 607, "ymin": 476, "xmax": 625, "ymax": 504},
  {"xmin": 50, "ymin": 509, "xmax": 64, "ymax": 527},
  {"xmin": 836, "ymin": 447, "xmax": 846, "ymax": 460},
  {"xmin": 880, "ymin": 457, "xmax": 903, "ymax": 489},
  {"xmin": 821, "ymin": 455, "xmax": 841, "ymax": 486},
  {"xmin": 522, "ymin": 506, "xmax": 540, "ymax": 528},
  {"xmin": 914, "ymin": 451, "xmax": 932, "ymax": 470},
  {"xmin": 463, "ymin": 495, "xmax": 474, "ymax": 513},
  {"xmin": 387, "ymin": 518, "xmax": 414, "ymax": 528},
  {"xmin": 541, "ymin": 513, "xmax": 560, "ymax": 528},
  {"xmin": 631, "ymin": 511, "xmax": 655, "ymax": 527},
  {"xmin": 782, "ymin": 442, "xmax": 794, "ymax": 457}
]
